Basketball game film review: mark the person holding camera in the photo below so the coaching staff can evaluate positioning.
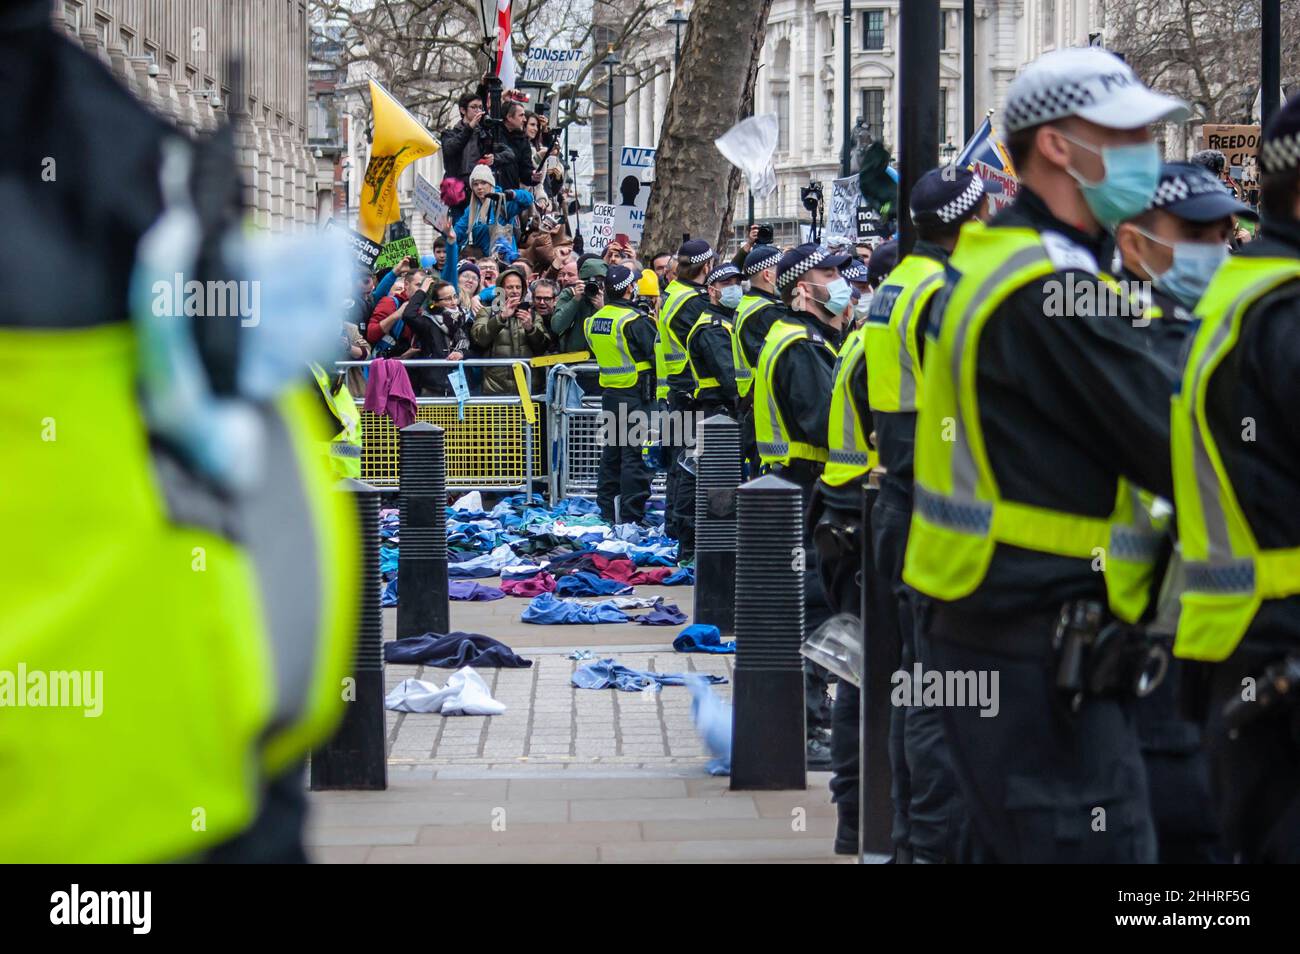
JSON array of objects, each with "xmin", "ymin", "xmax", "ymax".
[
  {"xmin": 440, "ymin": 92, "xmax": 494, "ymax": 218},
  {"xmin": 549, "ymin": 255, "xmax": 609, "ymax": 354},
  {"xmin": 470, "ymin": 266, "xmax": 552, "ymax": 394}
]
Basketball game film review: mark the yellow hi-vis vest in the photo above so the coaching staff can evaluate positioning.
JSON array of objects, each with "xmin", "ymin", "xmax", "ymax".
[
  {"xmin": 311, "ymin": 363, "xmax": 362, "ymax": 478},
  {"xmin": 1170, "ymin": 254, "xmax": 1300, "ymax": 661},
  {"xmin": 2, "ymin": 324, "xmax": 358, "ymax": 861},
  {"xmin": 656, "ymin": 279, "xmax": 697, "ymax": 389},
  {"xmin": 732, "ymin": 291, "xmax": 778, "ymax": 398},
  {"xmin": 822, "ymin": 325, "xmax": 879, "ymax": 486},
  {"xmin": 584, "ymin": 303, "xmax": 652, "ymax": 388},
  {"xmin": 754, "ymin": 318, "xmax": 838, "ymax": 468},
  {"xmin": 686, "ymin": 310, "xmax": 734, "ymax": 397},
  {"xmin": 864, "ymin": 253, "xmax": 946, "ymax": 413},
  {"xmin": 902, "ymin": 224, "xmax": 1164, "ymax": 624}
]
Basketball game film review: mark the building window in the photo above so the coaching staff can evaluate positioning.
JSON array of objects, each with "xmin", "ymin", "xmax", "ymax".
[
  {"xmin": 774, "ymin": 89, "xmax": 790, "ymax": 154},
  {"xmin": 941, "ymin": 11, "xmax": 949, "ymax": 51},
  {"xmin": 862, "ymin": 10, "xmax": 885, "ymax": 51},
  {"xmin": 938, "ymin": 88, "xmax": 948, "ymax": 143},
  {"xmin": 860, "ymin": 88, "xmax": 884, "ymax": 139},
  {"xmin": 63, "ymin": 2, "xmax": 80, "ymax": 31},
  {"xmin": 1042, "ymin": 0, "xmax": 1056, "ymax": 47}
]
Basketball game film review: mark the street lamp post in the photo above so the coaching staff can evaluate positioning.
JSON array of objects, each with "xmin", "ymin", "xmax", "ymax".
[
  {"xmin": 840, "ymin": 0, "xmax": 851, "ymax": 177},
  {"xmin": 603, "ymin": 46, "xmax": 621, "ymax": 205},
  {"xmin": 476, "ymin": 0, "xmax": 502, "ymax": 116},
  {"xmin": 668, "ymin": 0, "xmax": 689, "ymax": 67}
]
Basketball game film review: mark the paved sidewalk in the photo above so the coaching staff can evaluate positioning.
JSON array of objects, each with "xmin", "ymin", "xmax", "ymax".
[{"xmin": 306, "ymin": 585, "xmax": 848, "ymax": 863}]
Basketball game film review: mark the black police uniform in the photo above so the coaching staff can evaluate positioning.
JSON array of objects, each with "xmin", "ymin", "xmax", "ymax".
[
  {"xmin": 919, "ymin": 186, "xmax": 1181, "ymax": 863},
  {"xmin": 871, "ymin": 237, "xmax": 969, "ymax": 864},
  {"xmin": 736, "ymin": 285, "xmax": 783, "ymax": 476},
  {"xmin": 664, "ymin": 278, "xmax": 710, "ymax": 558},
  {"xmin": 596, "ymin": 294, "xmax": 658, "ymax": 526},
  {"xmin": 1187, "ymin": 216, "xmax": 1300, "ymax": 862}
]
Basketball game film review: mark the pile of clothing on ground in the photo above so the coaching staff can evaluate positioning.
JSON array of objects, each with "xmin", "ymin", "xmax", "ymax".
[{"xmin": 379, "ymin": 493, "xmax": 689, "ymax": 608}]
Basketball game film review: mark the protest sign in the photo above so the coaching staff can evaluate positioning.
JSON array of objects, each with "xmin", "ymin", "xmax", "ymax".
[
  {"xmin": 374, "ymin": 235, "xmax": 419, "ymax": 272},
  {"xmin": 612, "ymin": 146, "xmax": 655, "ymax": 245},
  {"xmin": 586, "ymin": 203, "xmax": 617, "ymax": 253},
  {"xmin": 324, "ymin": 219, "xmax": 383, "ymax": 270},
  {"xmin": 522, "ymin": 47, "xmax": 588, "ymax": 86},
  {"xmin": 413, "ymin": 172, "xmax": 449, "ymax": 225},
  {"xmin": 826, "ymin": 176, "xmax": 861, "ymax": 244}
]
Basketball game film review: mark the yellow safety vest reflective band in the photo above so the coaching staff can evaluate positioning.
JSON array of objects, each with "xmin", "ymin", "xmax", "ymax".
[
  {"xmin": 1171, "ymin": 255, "xmax": 1300, "ymax": 661},
  {"xmin": 657, "ymin": 280, "xmax": 697, "ymax": 380},
  {"xmin": 754, "ymin": 318, "xmax": 838, "ymax": 468},
  {"xmin": 902, "ymin": 224, "xmax": 1164, "ymax": 624},
  {"xmin": 584, "ymin": 304, "xmax": 652, "ymax": 388},
  {"xmin": 686, "ymin": 310, "xmax": 733, "ymax": 396},
  {"xmin": 3, "ymin": 325, "xmax": 358, "ymax": 861},
  {"xmin": 864, "ymin": 254, "xmax": 946, "ymax": 413},
  {"xmin": 311, "ymin": 362, "xmax": 362, "ymax": 479},
  {"xmin": 732, "ymin": 292, "xmax": 777, "ymax": 398},
  {"xmin": 822, "ymin": 325, "xmax": 879, "ymax": 486}
]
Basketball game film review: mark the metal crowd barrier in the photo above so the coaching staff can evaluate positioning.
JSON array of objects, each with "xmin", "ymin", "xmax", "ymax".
[
  {"xmin": 545, "ymin": 361, "xmax": 667, "ymax": 502},
  {"xmin": 336, "ymin": 358, "xmax": 543, "ymax": 493}
]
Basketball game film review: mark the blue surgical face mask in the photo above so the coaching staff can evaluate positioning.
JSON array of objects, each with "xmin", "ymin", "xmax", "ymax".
[
  {"xmin": 1060, "ymin": 132, "xmax": 1160, "ymax": 230},
  {"xmin": 1135, "ymin": 228, "xmax": 1229, "ymax": 309},
  {"xmin": 811, "ymin": 277, "xmax": 853, "ymax": 316},
  {"xmin": 719, "ymin": 284, "xmax": 744, "ymax": 309}
]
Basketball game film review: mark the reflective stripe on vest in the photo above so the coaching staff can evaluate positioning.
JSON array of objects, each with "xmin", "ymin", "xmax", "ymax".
[
  {"xmin": 686, "ymin": 310, "xmax": 733, "ymax": 396},
  {"xmin": 311, "ymin": 363, "xmax": 362, "ymax": 479},
  {"xmin": 732, "ymin": 292, "xmax": 776, "ymax": 398},
  {"xmin": 754, "ymin": 319, "xmax": 836, "ymax": 468},
  {"xmin": 822, "ymin": 326, "xmax": 880, "ymax": 486},
  {"xmin": 657, "ymin": 280, "xmax": 697, "ymax": 376},
  {"xmin": 864, "ymin": 255, "xmax": 946, "ymax": 413},
  {"xmin": 1171, "ymin": 255, "xmax": 1300, "ymax": 661},
  {"xmin": 902, "ymin": 224, "xmax": 1163, "ymax": 624},
  {"xmin": 585, "ymin": 304, "xmax": 652, "ymax": 388}
]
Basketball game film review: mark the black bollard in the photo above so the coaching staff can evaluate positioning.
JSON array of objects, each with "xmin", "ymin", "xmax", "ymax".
[
  {"xmin": 731, "ymin": 474, "xmax": 807, "ymax": 791},
  {"xmin": 311, "ymin": 479, "xmax": 387, "ymax": 791},
  {"xmin": 859, "ymin": 479, "xmax": 898, "ymax": 857},
  {"xmin": 397, "ymin": 422, "xmax": 449, "ymax": 638},
  {"xmin": 693, "ymin": 414, "xmax": 742, "ymax": 638}
]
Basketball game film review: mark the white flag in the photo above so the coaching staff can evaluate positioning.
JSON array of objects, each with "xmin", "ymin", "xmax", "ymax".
[{"xmin": 714, "ymin": 114, "xmax": 780, "ymax": 199}]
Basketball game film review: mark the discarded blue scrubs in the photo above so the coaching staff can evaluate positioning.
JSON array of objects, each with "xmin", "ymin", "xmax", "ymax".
[
  {"xmin": 555, "ymin": 572, "xmax": 633, "ymax": 597},
  {"xmin": 384, "ymin": 632, "xmax": 533, "ymax": 668},
  {"xmin": 521, "ymin": 593, "xmax": 630, "ymax": 624},
  {"xmin": 686, "ymin": 673, "xmax": 733, "ymax": 775},
  {"xmin": 570, "ymin": 659, "xmax": 727, "ymax": 692},
  {"xmin": 673, "ymin": 624, "xmax": 735, "ymax": 654},
  {"xmin": 637, "ymin": 602, "xmax": 689, "ymax": 626},
  {"xmin": 663, "ymin": 566, "xmax": 695, "ymax": 586},
  {"xmin": 449, "ymin": 580, "xmax": 506, "ymax": 601}
]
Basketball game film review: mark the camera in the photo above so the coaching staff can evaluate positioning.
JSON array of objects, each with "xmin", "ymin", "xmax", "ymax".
[
  {"xmin": 800, "ymin": 181, "xmax": 824, "ymax": 213},
  {"xmin": 756, "ymin": 224, "xmax": 774, "ymax": 246},
  {"xmin": 584, "ymin": 279, "xmax": 602, "ymax": 298}
]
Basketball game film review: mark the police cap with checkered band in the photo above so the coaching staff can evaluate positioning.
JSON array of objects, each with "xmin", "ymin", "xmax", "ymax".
[
  {"xmin": 1003, "ymin": 47, "xmax": 1188, "ymax": 134},
  {"xmin": 775, "ymin": 244, "xmax": 852, "ymax": 292},
  {"xmin": 910, "ymin": 165, "xmax": 989, "ymax": 228},
  {"xmin": 1260, "ymin": 91, "xmax": 1300, "ymax": 176},
  {"xmin": 1148, "ymin": 161, "xmax": 1257, "ymax": 222}
]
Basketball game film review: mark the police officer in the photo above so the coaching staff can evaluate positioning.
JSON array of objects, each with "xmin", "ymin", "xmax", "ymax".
[
  {"xmin": 734, "ymin": 244, "xmax": 784, "ymax": 476},
  {"xmin": 904, "ymin": 47, "xmax": 1189, "ymax": 863},
  {"xmin": 658, "ymin": 238, "xmax": 715, "ymax": 562},
  {"xmin": 757, "ymin": 243, "xmax": 853, "ymax": 766},
  {"xmin": 865, "ymin": 166, "xmax": 989, "ymax": 863},
  {"xmin": 1, "ymin": 1, "xmax": 359, "ymax": 862},
  {"xmin": 311, "ymin": 361, "xmax": 364, "ymax": 478},
  {"xmin": 688, "ymin": 262, "xmax": 743, "ymax": 418},
  {"xmin": 840, "ymin": 257, "xmax": 873, "ymax": 330},
  {"xmin": 1168, "ymin": 93, "xmax": 1300, "ymax": 863},
  {"xmin": 1113, "ymin": 162, "xmax": 1255, "ymax": 863},
  {"xmin": 810, "ymin": 273, "xmax": 877, "ymax": 852},
  {"xmin": 585, "ymin": 264, "xmax": 657, "ymax": 526}
]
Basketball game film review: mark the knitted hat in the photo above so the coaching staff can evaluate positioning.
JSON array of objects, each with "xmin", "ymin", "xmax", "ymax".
[
  {"xmin": 469, "ymin": 164, "xmax": 496, "ymax": 186},
  {"xmin": 637, "ymin": 269, "xmax": 661, "ymax": 297}
]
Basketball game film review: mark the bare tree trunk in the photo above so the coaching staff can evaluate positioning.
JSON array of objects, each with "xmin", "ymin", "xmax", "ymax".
[{"xmin": 641, "ymin": 0, "xmax": 774, "ymax": 256}]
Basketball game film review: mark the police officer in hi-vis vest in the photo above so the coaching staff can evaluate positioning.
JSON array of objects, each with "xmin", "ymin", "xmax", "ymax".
[
  {"xmin": 733, "ymin": 244, "xmax": 785, "ymax": 476},
  {"xmin": 865, "ymin": 165, "xmax": 991, "ymax": 863},
  {"xmin": 585, "ymin": 264, "xmax": 657, "ymax": 526},
  {"xmin": 658, "ymin": 238, "xmax": 715, "ymax": 562},
  {"xmin": 1, "ymin": 2, "xmax": 359, "ymax": 862},
  {"xmin": 1169, "ymin": 94, "xmax": 1300, "ymax": 863},
  {"xmin": 1113, "ymin": 161, "xmax": 1255, "ymax": 864},
  {"xmin": 904, "ymin": 47, "xmax": 1189, "ymax": 863}
]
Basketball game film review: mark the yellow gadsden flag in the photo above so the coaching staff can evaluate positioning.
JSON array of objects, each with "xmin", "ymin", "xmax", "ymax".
[{"xmin": 359, "ymin": 80, "xmax": 439, "ymax": 242}]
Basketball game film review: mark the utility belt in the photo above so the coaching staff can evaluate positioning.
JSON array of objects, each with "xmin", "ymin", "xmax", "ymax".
[
  {"xmin": 927, "ymin": 598, "xmax": 1169, "ymax": 709},
  {"xmin": 1053, "ymin": 600, "xmax": 1169, "ymax": 712}
]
